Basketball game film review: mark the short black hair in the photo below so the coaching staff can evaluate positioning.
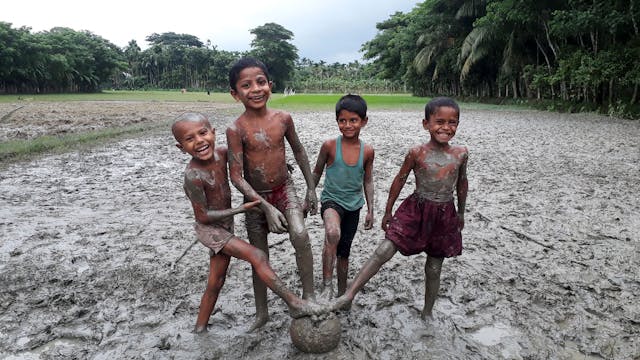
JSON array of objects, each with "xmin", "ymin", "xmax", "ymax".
[
  {"xmin": 335, "ymin": 94, "xmax": 367, "ymax": 119},
  {"xmin": 228, "ymin": 57, "xmax": 270, "ymax": 91},
  {"xmin": 425, "ymin": 97, "xmax": 460, "ymax": 119}
]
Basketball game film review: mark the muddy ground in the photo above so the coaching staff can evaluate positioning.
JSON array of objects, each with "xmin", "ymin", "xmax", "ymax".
[{"xmin": 0, "ymin": 101, "xmax": 638, "ymax": 359}]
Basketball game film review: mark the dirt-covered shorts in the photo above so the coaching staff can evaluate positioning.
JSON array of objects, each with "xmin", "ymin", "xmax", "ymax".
[
  {"xmin": 194, "ymin": 222, "xmax": 234, "ymax": 256},
  {"xmin": 245, "ymin": 177, "xmax": 302, "ymax": 234},
  {"xmin": 385, "ymin": 193, "xmax": 462, "ymax": 258}
]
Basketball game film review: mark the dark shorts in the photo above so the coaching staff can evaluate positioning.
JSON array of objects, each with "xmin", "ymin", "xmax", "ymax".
[
  {"xmin": 385, "ymin": 193, "xmax": 462, "ymax": 258},
  {"xmin": 245, "ymin": 177, "xmax": 302, "ymax": 234},
  {"xmin": 321, "ymin": 200, "xmax": 361, "ymax": 258}
]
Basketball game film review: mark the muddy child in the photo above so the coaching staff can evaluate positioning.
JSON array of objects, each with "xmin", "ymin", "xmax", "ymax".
[
  {"xmin": 225, "ymin": 58, "xmax": 317, "ymax": 331},
  {"xmin": 172, "ymin": 112, "xmax": 320, "ymax": 333},
  {"xmin": 311, "ymin": 94, "xmax": 375, "ymax": 299},
  {"xmin": 332, "ymin": 97, "xmax": 468, "ymax": 319}
]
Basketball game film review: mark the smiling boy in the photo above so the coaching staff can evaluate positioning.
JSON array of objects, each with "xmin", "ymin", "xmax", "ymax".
[{"xmin": 225, "ymin": 58, "xmax": 317, "ymax": 331}]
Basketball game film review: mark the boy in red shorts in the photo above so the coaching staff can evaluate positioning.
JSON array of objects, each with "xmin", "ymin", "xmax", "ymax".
[
  {"xmin": 332, "ymin": 97, "xmax": 468, "ymax": 319},
  {"xmin": 226, "ymin": 58, "xmax": 317, "ymax": 331}
]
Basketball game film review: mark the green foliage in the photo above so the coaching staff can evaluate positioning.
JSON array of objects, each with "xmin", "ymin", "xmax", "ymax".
[
  {"xmin": 248, "ymin": 23, "xmax": 298, "ymax": 91},
  {"xmin": 290, "ymin": 59, "xmax": 406, "ymax": 94},
  {"xmin": 0, "ymin": 23, "xmax": 124, "ymax": 93}
]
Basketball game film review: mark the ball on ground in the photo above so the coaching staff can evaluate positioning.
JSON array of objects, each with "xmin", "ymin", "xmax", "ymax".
[{"xmin": 289, "ymin": 315, "xmax": 341, "ymax": 353}]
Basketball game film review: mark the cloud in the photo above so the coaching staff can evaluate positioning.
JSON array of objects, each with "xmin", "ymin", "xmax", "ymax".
[{"xmin": 2, "ymin": 0, "xmax": 419, "ymax": 63}]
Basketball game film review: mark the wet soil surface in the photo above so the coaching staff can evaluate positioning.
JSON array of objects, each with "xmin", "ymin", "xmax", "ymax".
[{"xmin": 0, "ymin": 101, "xmax": 638, "ymax": 359}]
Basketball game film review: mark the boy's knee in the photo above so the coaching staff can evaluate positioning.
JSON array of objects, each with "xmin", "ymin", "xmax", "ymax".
[
  {"xmin": 289, "ymin": 224, "xmax": 310, "ymax": 244},
  {"xmin": 325, "ymin": 227, "xmax": 340, "ymax": 245},
  {"xmin": 373, "ymin": 240, "xmax": 396, "ymax": 260}
]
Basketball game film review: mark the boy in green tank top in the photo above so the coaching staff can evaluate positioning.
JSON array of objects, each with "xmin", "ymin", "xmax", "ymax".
[{"xmin": 311, "ymin": 94, "xmax": 375, "ymax": 299}]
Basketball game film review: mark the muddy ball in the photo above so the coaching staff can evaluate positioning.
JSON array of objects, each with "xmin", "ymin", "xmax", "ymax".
[{"xmin": 289, "ymin": 316, "xmax": 341, "ymax": 353}]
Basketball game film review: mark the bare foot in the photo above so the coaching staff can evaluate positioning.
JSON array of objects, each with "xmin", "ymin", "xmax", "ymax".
[
  {"xmin": 319, "ymin": 285, "xmax": 334, "ymax": 301},
  {"xmin": 247, "ymin": 313, "xmax": 269, "ymax": 333},
  {"xmin": 331, "ymin": 295, "xmax": 352, "ymax": 312},
  {"xmin": 420, "ymin": 308, "xmax": 434, "ymax": 320},
  {"xmin": 194, "ymin": 324, "xmax": 208, "ymax": 333},
  {"xmin": 289, "ymin": 300, "xmax": 327, "ymax": 318}
]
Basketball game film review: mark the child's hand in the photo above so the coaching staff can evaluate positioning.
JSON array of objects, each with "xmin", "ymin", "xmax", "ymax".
[
  {"xmin": 264, "ymin": 204, "xmax": 288, "ymax": 233},
  {"xmin": 381, "ymin": 213, "xmax": 392, "ymax": 230},
  {"xmin": 364, "ymin": 212, "xmax": 374, "ymax": 230},
  {"xmin": 243, "ymin": 200, "xmax": 261, "ymax": 210},
  {"xmin": 458, "ymin": 213, "xmax": 465, "ymax": 231},
  {"xmin": 304, "ymin": 189, "xmax": 318, "ymax": 216}
]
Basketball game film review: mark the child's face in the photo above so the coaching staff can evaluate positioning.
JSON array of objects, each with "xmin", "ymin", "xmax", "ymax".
[
  {"xmin": 230, "ymin": 67, "xmax": 272, "ymax": 110},
  {"xmin": 423, "ymin": 106, "xmax": 459, "ymax": 144},
  {"xmin": 336, "ymin": 109, "xmax": 367, "ymax": 140},
  {"xmin": 174, "ymin": 120, "xmax": 216, "ymax": 161}
]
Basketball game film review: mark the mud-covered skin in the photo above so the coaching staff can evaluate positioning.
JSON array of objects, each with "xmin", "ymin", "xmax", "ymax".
[
  {"xmin": 336, "ymin": 105, "xmax": 468, "ymax": 319},
  {"xmin": 173, "ymin": 114, "xmax": 318, "ymax": 334},
  {"xmin": 227, "ymin": 65, "xmax": 317, "ymax": 331},
  {"xmin": 1, "ymin": 105, "xmax": 637, "ymax": 359}
]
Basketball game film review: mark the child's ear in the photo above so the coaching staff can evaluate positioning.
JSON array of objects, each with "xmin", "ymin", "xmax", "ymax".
[
  {"xmin": 230, "ymin": 89, "xmax": 239, "ymax": 101},
  {"xmin": 175, "ymin": 143, "xmax": 185, "ymax": 152},
  {"xmin": 422, "ymin": 118, "xmax": 429, "ymax": 130}
]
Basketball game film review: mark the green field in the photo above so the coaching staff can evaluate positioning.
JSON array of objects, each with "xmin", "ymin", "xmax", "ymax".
[
  {"xmin": 0, "ymin": 90, "xmax": 529, "ymax": 112},
  {"xmin": 0, "ymin": 91, "xmax": 529, "ymax": 163},
  {"xmin": 0, "ymin": 91, "xmax": 431, "ymax": 111}
]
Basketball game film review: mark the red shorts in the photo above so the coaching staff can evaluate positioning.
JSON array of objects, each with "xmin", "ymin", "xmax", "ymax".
[
  {"xmin": 385, "ymin": 193, "xmax": 462, "ymax": 257},
  {"xmin": 245, "ymin": 177, "xmax": 302, "ymax": 233}
]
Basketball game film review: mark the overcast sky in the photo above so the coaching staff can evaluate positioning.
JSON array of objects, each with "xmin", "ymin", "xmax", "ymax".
[{"xmin": 2, "ymin": 0, "xmax": 420, "ymax": 63}]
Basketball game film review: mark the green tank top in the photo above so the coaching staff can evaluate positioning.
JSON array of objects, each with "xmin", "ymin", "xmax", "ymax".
[{"xmin": 320, "ymin": 136, "xmax": 365, "ymax": 211}]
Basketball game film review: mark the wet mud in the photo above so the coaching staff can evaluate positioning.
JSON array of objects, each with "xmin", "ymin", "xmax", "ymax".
[{"xmin": 0, "ymin": 102, "xmax": 638, "ymax": 359}]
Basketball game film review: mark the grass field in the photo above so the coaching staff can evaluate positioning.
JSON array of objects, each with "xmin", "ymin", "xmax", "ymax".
[
  {"xmin": 0, "ymin": 91, "xmax": 529, "ymax": 163},
  {"xmin": 0, "ymin": 91, "xmax": 430, "ymax": 111},
  {"xmin": 0, "ymin": 90, "xmax": 526, "ymax": 111}
]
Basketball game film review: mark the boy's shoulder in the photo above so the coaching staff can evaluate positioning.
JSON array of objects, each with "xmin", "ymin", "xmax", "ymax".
[
  {"xmin": 322, "ymin": 137, "xmax": 338, "ymax": 146},
  {"xmin": 450, "ymin": 144, "xmax": 468, "ymax": 157},
  {"xmin": 215, "ymin": 145, "xmax": 228, "ymax": 157}
]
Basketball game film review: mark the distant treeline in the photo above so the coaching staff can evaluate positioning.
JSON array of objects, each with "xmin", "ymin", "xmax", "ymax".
[
  {"xmin": 365, "ymin": 0, "xmax": 639, "ymax": 117},
  {"xmin": 1, "ymin": 0, "xmax": 639, "ymax": 118}
]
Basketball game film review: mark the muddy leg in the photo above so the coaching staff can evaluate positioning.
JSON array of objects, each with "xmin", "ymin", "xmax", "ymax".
[
  {"xmin": 321, "ymin": 209, "xmax": 341, "ymax": 299},
  {"xmin": 246, "ymin": 222, "xmax": 270, "ymax": 332},
  {"xmin": 333, "ymin": 239, "xmax": 397, "ymax": 311},
  {"xmin": 336, "ymin": 256, "xmax": 349, "ymax": 297},
  {"xmin": 286, "ymin": 208, "xmax": 315, "ymax": 300},
  {"xmin": 422, "ymin": 256, "xmax": 444, "ymax": 319},
  {"xmin": 221, "ymin": 237, "xmax": 323, "ymax": 319},
  {"xmin": 195, "ymin": 254, "xmax": 230, "ymax": 333}
]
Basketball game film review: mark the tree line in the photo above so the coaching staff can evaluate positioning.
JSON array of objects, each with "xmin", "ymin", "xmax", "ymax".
[
  {"xmin": 364, "ymin": 0, "xmax": 639, "ymax": 117},
  {"xmin": 1, "ymin": 0, "xmax": 639, "ymax": 117}
]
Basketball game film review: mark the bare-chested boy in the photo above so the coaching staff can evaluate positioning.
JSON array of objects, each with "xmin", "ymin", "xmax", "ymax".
[
  {"xmin": 332, "ymin": 97, "xmax": 468, "ymax": 319},
  {"xmin": 226, "ymin": 58, "xmax": 317, "ymax": 331},
  {"xmin": 172, "ymin": 112, "xmax": 320, "ymax": 333}
]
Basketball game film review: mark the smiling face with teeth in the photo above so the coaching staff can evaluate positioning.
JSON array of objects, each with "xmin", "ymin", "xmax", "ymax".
[
  {"xmin": 173, "ymin": 116, "xmax": 216, "ymax": 162},
  {"xmin": 422, "ymin": 106, "xmax": 460, "ymax": 146},
  {"xmin": 230, "ymin": 66, "xmax": 273, "ymax": 112}
]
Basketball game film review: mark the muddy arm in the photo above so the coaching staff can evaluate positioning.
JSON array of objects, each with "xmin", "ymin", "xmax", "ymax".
[
  {"xmin": 285, "ymin": 115, "xmax": 318, "ymax": 215},
  {"xmin": 456, "ymin": 150, "xmax": 468, "ymax": 230}
]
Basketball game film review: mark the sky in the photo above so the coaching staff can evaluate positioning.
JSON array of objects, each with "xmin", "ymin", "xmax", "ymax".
[{"xmin": 2, "ymin": 0, "xmax": 420, "ymax": 64}]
